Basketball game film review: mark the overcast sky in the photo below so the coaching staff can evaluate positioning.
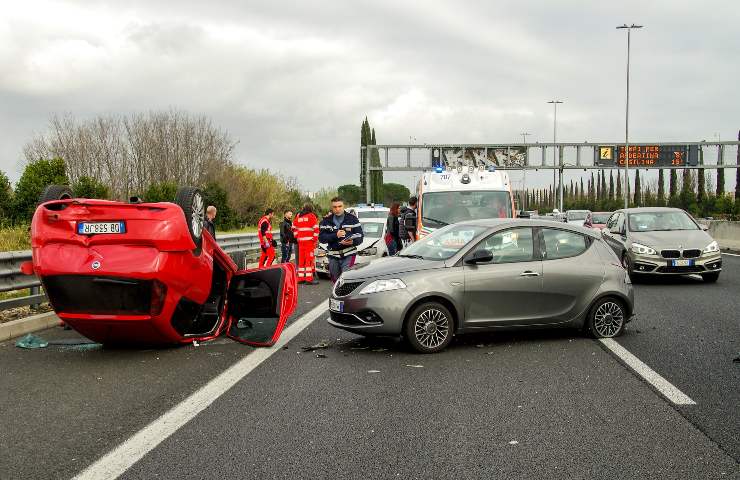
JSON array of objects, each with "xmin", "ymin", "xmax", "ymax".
[{"xmin": 1, "ymin": 0, "xmax": 738, "ymax": 194}]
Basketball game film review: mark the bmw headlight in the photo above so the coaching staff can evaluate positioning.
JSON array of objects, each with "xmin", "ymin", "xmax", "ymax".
[
  {"xmin": 630, "ymin": 243, "xmax": 657, "ymax": 255},
  {"xmin": 359, "ymin": 279, "xmax": 406, "ymax": 295},
  {"xmin": 358, "ymin": 247, "xmax": 378, "ymax": 256},
  {"xmin": 703, "ymin": 240, "xmax": 719, "ymax": 254}
]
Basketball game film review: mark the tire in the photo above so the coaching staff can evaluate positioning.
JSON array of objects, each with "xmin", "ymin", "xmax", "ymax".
[
  {"xmin": 586, "ymin": 297, "xmax": 626, "ymax": 339},
  {"xmin": 701, "ymin": 272, "xmax": 720, "ymax": 283},
  {"xmin": 404, "ymin": 301, "xmax": 454, "ymax": 353},
  {"xmin": 38, "ymin": 185, "xmax": 73, "ymax": 204},
  {"xmin": 174, "ymin": 187, "xmax": 204, "ymax": 250}
]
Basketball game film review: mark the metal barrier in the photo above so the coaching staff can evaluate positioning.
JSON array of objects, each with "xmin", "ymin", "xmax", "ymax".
[{"xmin": 0, "ymin": 232, "xmax": 281, "ymax": 312}]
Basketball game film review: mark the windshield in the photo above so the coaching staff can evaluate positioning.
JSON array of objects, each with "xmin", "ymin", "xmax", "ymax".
[
  {"xmin": 591, "ymin": 213, "xmax": 611, "ymax": 224},
  {"xmin": 628, "ymin": 211, "xmax": 699, "ymax": 232},
  {"xmin": 360, "ymin": 222, "xmax": 383, "ymax": 238},
  {"xmin": 401, "ymin": 224, "xmax": 488, "ymax": 260},
  {"xmin": 567, "ymin": 211, "xmax": 589, "ymax": 221},
  {"xmin": 421, "ymin": 191, "xmax": 511, "ymax": 228},
  {"xmin": 356, "ymin": 210, "xmax": 388, "ymax": 219}
]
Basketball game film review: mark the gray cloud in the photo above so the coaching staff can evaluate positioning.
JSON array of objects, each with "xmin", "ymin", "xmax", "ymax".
[{"xmin": 1, "ymin": 0, "xmax": 738, "ymax": 194}]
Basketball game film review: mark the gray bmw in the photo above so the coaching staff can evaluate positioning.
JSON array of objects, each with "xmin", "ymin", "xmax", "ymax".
[{"xmin": 328, "ymin": 219, "xmax": 635, "ymax": 353}]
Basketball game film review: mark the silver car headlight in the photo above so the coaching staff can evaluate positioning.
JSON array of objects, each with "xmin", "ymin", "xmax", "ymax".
[
  {"xmin": 631, "ymin": 243, "xmax": 657, "ymax": 255},
  {"xmin": 703, "ymin": 240, "xmax": 719, "ymax": 254},
  {"xmin": 358, "ymin": 247, "xmax": 378, "ymax": 256},
  {"xmin": 358, "ymin": 279, "xmax": 406, "ymax": 295}
]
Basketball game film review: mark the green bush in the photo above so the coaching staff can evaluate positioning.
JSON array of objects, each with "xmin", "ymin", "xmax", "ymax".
[
  {"xmin": 73, "ymin": 176, "xmax": 110, "ymax": 199},
  {"xmin": 12, "ymin": 158, "xmax": 68, "ymax": 223},
  {"xmin": 0, "ymin": 170, "xmax": 12, "ymax": 221},
  {"xmin": 144, "ymin": 181, "xmax": 178, "ymax": 203}
]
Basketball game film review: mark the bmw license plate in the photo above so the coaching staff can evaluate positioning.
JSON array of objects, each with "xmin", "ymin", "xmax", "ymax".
[
  {"xmin": 77, "ymin": 222, "xmax": 125, "ymax": 235},
  {"xmin": 670, "ymin": 259, "xmax": 693, "ymax": 267},
  {"xmin": 329, "ymin": 298, "xmax": 344, "ymax": 313}
]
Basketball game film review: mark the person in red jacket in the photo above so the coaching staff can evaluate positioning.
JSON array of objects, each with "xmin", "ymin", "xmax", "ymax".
[
  {"xmin": 257, "ymin": 209, "xmax": 276, "ymax": 268},
  {"xmin": 292, "ymin": 203, "xmax": 320, "ymax": 284}
]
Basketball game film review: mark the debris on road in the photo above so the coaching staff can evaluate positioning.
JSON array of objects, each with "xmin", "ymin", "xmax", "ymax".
[
  {"xmin": 15, "ymin": 334, "xmax": 48, "ymax": 349},
  {"xmin": 475, "ymin": 344, "xmax": 485, "ymax": 348},
  {"xmin": 405, "ymin": 364, "xmax": 424, "ymax": 368},
  {"xmin": 371, "ymin": 348, "xmax": 388, "ymax": 352},
  {"xmin": 367, "ymin": 370, "xmax": 381, "ymax": 374},
  {"xmin": 509, "ymin": 440, "xmax": 519, "ymax": 445},
  {"xmin": 302, "ymin": 341, "xmax": 330, "ymax": 352},
  {"xmin": 316, "ymin": 353, "xmax": 327, "ymax": 358}
]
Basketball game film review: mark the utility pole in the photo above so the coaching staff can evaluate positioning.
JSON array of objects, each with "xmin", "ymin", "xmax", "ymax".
[
  {"xmin": 617, "ymin": 23, "xmax": 643, "ymax": 209},
  {"xmin": 548, "ymin": 101, "xmax": 563, "ymax": 211}
]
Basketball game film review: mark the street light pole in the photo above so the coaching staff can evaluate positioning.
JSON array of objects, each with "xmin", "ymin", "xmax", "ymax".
[
  {"xmin": 617, "ymin": 23, "xmax": 643, "ymax": 209},
  {"xmin": 548, "ymin": 100, "xmax": 563, "ymax": 212}
]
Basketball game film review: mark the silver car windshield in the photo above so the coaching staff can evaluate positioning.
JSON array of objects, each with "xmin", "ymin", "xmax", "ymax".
[
  {"xmin": 361, "ymin": 222, "xmax": 383, "ymax": 238},
  {"xmin": 400, "ymin": 224, "xmax": 488, "ymax": 261},
  {"xmin": 421, "ymin": 191, "xmax": 511, "ymax": 228},
  {"xmin": 357, "ymin": 211, "xmax": 388, "ymax": 219},
  {"xmin": 628, "ymin": 211, "xmax": 698, "ymax": 232}
]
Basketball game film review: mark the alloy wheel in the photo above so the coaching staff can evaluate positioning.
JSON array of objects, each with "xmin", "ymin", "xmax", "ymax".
[
  {"xmin": 191, "ymin": 192, "xmax": 204, "ymax": 239},
  {"xmin": 593, "ymin": 301, "xmax": 624, "ymax": 337},
  {"xmin": 414, "ymin": 308, "xmax": 449, "ymax": 349}
]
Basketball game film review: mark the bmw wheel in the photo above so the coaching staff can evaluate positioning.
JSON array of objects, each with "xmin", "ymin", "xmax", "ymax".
[
  {"xmin": 174, "ymin": 187, "xmax": 204, "ymax": 251},
  {"xmin": 405, "ymin": 302, "xmax": 453, "ymax": 353},
  {"xmin": 586, "ymin": 297, "xmax": 626, "ymax": 338}
]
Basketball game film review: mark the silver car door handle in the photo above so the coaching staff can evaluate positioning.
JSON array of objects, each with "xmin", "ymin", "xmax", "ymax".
[{"xmin": 519, "ymin": 271, "xmax": 540, "ymax": 277}]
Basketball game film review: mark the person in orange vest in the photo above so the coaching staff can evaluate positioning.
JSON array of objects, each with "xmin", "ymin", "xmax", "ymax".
[
  {"xmin": 257, "ymin": 208, "xmax": 276, "ymax": 268},
  {"xmin": 292, "ymin": 203, "xmax": 320, "ymax": 284}
]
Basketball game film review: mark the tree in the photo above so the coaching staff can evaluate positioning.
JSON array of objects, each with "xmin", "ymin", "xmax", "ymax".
[
  {"xmin": 73, "ymin": 176, "xmax": 110, "ymax": 199},
  {"xmin": 0, "ymin": 170, "xmax": 12, "ymax": 221},
  {"xmin": 717, "ymin": 167, "xmax": 725, "ymax": 197},
  {"xmin": 580, "ymin": 178, "xmax": 585, "ymax": 201},
  {"xmin": 144, "ymin": 181, "xmax": 178, "ymax": 203},
  {"xmin": 634, "ymin": 169, "xmax": 641, "ymax": 206},
  {"xmin": 12, "ymin": 158, "xmax": 68, "ymax": 223},
  {"xmin": 669, "ymin": 169, "xmax": 678, "ymax": 198},
  {"xmin": 736, "ymin": 129, "xmax": 740, "ymax": 211},
  {"xmin": 697, "ymin": 168, "xmax": 706, "ymax": 205},
  {"xmin": 609, "ymin": 171, "xmax": 615, "ymax": 201},
  {"xmin": 589, "ymin": 172, "xmax": 596, "ymax": 204},
  {"xmin": 369, "ymin": 128, "xmax": 384, "ymax": 203},
  {"xmin": 202, "ymin": 182, "xmax": 237, "ymax": 231},
  {"xmin": 616, "ymin": 170, "xmax": 622, "ymax": 200},
  {"xmin": 382, "ymin": 183, "xmax": 410, "ymax": 205},
  {"xmin": 360, "ymin": 118, "xmax": 369, "ymax": 198},
  {"xmin": 337, "ymin": 184, "xmax": 363, "ymax": 206},
  {"xmin": 657, "ymin": 169, "xmax": 665, "ymax": 206}
]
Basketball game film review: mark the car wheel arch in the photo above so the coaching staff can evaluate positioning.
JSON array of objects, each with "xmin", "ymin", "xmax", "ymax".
[
  {"xmin": 401, "ymin": 294, "xmax": 460, "ymax": 335},
  {"xmin": 587, "ymin": 292, "xmax": 632, "ymax": 322}
]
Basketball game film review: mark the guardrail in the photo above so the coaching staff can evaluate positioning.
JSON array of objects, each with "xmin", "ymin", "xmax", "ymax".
[{"xmin": 0, "ymin": 232, "xmax": 281, "ymax": 312}]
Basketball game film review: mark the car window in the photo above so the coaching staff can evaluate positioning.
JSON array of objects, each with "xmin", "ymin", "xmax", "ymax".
[
  {"xmin": 627, "ymin": 210, "xmax": 699, "ymax": 232},
  {"xmin": 361, "ymin": 222, "xmax": 383, "ymax": 238},
  {"xmin": 542, "ymin": 228, "xmax": 589, "ymax": 260},
  {"xmin": 477, "ymin": 228, "xmax": 534, "ymax": 264},
  {"xmin": 402, "ymin": 224, "xmax": 488, "ymax": 260}
]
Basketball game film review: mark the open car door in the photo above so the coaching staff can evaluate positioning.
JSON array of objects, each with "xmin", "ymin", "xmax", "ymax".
[{"xmin": 225, "ymin": 263, "xmax": 298, "ymax": 346}]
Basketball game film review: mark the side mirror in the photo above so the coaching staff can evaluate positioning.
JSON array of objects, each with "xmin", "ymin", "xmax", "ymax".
[
  {"xmin": 518, "ymin": 211, "xmax": 530, "ymax": 219},
  {"xmin": 465, "ymin": 249, "xmax": 494, "ymax": 265}
]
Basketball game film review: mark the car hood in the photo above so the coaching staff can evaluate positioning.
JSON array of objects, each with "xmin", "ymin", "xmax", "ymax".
[
  {"xmin": 630, "ymin": 229, "xmax": 713, "ymax": 249},
  {"xmin": 342, "ymin": 256, "xmax": 443, "ymax": 280}
]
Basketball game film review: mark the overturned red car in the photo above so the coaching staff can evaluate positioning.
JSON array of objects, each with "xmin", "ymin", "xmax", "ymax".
[{"xmin": 24, "ymin": 185, "xmax": 297, "ymax": 346}]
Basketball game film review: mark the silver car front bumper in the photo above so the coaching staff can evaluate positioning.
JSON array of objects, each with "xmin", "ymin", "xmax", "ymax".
[
  {"xmin": 327, "ymin": 286, "xmax": 413, "ymax": 336},
  {"xmin": 628, "ymin": 251, "xmax": 722, "ymax": 275}
]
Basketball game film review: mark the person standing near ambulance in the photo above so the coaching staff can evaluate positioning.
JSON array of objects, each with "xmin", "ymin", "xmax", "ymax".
[
  {"xmin": 292, "ymin": 203, "xmax": 320, "ymax": 284},
  {"xmin": 257, "ymin": 208, "xmax": 276, "ymax": 268},
  {"xmin": 319, "ymin": 197, "xmax": 363, "ymax": 283}
]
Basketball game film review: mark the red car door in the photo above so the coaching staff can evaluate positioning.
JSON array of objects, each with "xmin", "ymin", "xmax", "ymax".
[{"xmin": 224, "ymin": 263, "xmax": 297, "ymax": 346}]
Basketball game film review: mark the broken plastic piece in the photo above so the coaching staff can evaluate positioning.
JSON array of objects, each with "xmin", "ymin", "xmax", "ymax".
[
  {"xmin": 405, "ymin": 364, "xmax": 424, "ymax": 368},
  {"xmin": 15, "ymin": 334, "xmax": 49, "ymax": 349},
  {"xmin": 316, "ymin": 353, "xmax": 327, "ymax": 358},
  {"xmin": 302, "ymin": 342, "xmax": 329, "ymax": 352}
]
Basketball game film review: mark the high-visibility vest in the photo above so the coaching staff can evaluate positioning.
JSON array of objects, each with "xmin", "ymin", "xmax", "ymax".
[
  {"xmin": 257, "ymin": 215, "xmax": 273, "ymax": 248},
  {"xmin": 292, "ymin": 212, "xmax": 318, "ymax": 243}
]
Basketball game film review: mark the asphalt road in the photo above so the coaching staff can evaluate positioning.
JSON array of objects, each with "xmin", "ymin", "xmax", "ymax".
[{"xmin": 1, "ymin": 258, "xmax": 739, "ymax": 479}]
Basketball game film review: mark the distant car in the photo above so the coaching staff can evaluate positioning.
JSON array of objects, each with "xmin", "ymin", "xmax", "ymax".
[
  {"xmin": 601, "ymin": 207, "xmax": 722, "ymax": 282},
  {"xmin": 565, "ymin": 210, "xmax": 591, "ymax": 228},
  {"xmin": 25, "ymin": 185, "xmax": 298, "ymax": 346},
  {"xmin": 316, "ymin": 217, "xmax": 389, "ymax": 277},
  {"xmin": 328, "ymin": 219, "xmax": 634, "ymax": 353},
  {"xmin": 590, "ymin": 212, "xmax": 613, "ymax": 230}
]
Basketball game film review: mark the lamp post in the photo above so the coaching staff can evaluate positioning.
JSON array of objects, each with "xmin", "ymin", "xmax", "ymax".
[
  {"xmin": 548, "ymin": 100, "xmax": 563, "ymax": 212},
  {"xmin": 617, "ymin": 23, "xmax": 643, "ymax": 209}
]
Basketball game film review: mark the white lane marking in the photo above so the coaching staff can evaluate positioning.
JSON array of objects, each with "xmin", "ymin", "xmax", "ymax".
[
  {"xmin": 73, "ymin": 304, "xmax": 328, "ymax": 480},
  {"xmin": 599, "ymin": 338, "xmax": 696, "ymax": 406},
  {"xmin": 721, "ymin": 252, "xmax": 740, "ymax": 257}
]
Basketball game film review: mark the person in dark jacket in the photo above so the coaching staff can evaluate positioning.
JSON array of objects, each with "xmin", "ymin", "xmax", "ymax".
[
  {"xmin": 385, "ymin": 202, "xmax": 402, "ymax": 255},
  {"xmin": 203, "ymin": 206, "xmax": 217, "ymax": 240},
  {"xmin": 280, "ymin": 209, "xmax": 295, "ymax": 263},
  {"xmin": 318, "ymin": 197, "xmax": 363, "ymax": 283},
  {"xmin": 402, "ymin": 196, "xmax": 418, "ymax": 244}
]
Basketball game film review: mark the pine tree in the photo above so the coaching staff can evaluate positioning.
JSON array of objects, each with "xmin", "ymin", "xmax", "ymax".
[
  {"xmin": 669, "ymin": 169, "xmax": 678, "ymax": 198},
  {"xmin": 717, "ymin": 167, "xmax": 725, "ymax": 197},
  {"xmin": 580, "ymin": 178, "xmax": 585, "ymax": 201},
  {"xmin": 616, "ymin": 170, "xmax": 622, "ymax": 199},
  {"xmin": 369, "ymin": 127, "xmax": 383, "ymax": 203},
  {"xmin": 360, "ymin": 118, "xmax": 369, "ymax": 199},
  {"xmin": 600, "ymin": 170, "xmax": 607, "ymax": 200},
  {"xmin": 589, "ymin": 172, "xmax": 596, "ymax": 205},
  {"xmin": 634, "ymin": 169, "xmax": 641, "ymax": 206},
  {"xmin": 569, "ymin": 179, "xmax": 574, "ymax": 204},
  {"xmin": 657, "ymin": 169, "xmax": 665, "ymax": 206},
  {"xmin": 609, "ymin": 171, "xmax": 615, "ymax": 201},
  {"xmin": 697, "ymin": 168, "xmax": 706, "ymax": 205}
]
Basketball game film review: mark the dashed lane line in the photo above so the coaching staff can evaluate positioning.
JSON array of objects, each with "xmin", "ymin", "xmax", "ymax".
[
  {"xmin": 73, "ymin": 303, "xmax": 329, "ymax": 480},
  {"xmin": 600, "ymin": 338, "xmax": 696, "ymax": 406}
]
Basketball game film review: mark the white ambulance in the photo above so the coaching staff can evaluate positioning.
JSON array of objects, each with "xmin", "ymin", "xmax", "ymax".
[{"xmin": 415, "ymin": 165, "xmax": 515, "ymax": 238}]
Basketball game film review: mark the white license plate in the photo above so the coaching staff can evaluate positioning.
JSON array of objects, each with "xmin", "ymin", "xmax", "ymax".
[
  {"xmin": 329, "ymin": 298, "xmax": 344, "ymax": 313},
  {"xmin": 671, "ymin": 259, "xmax": 692, "ymax": 267},
  {"xmin": 78, "ymin": 222, "xmax": 125, "ymax": 235}
]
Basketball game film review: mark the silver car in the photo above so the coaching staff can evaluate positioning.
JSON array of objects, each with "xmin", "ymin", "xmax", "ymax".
[
  {"xmin": 601, "ymin": 207, "xmax": 722, "ymax": 282},
  {"xmin": 328, "ymin": 219, "xmax": 634, "ymax": 353}
]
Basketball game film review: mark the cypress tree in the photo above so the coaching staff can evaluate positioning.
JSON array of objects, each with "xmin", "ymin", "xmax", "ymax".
[
  {"xmin": 600, "ymin": 170, "xmax": 607, "ymax": 199},
  {"xmin": 580, "ymin": 178, "xmax": 585, "ymax": 201},
  {"xmin": 360, "ymin": 118, "xmax": 369, "ymax": 198},
  {"xmin": 657, "ymin": 169, "xmax": 665, "ymax": 206},
  {"xmin": 609, "ymin": 171, "xmax": 615, "ymax": 201},
  {"xmin": 369, "ymin": 127, "xmax": 383, "ymax": 203},
  {"xmin": 669, "ymin": 169, "xmax": 678, "ymax": 198},
  {"xmin": 717, "ymin": 166, "xmax": 725, "ymax": 197},
  {"xmin": 634, "ymin": 169, "xmax": 641, "ymax": 206},
  {"xmin": 697, "ymin": 168, "xmax": 706, "ymax": 205},
  {"xmin": 736, "ymin": 130, "xmax": 740, "ymax": 203},
  {"xmin": 616, "ymin": 170, "xmax": 622, "ymax": 199},
  {"xmin": 589, "ymin": 172, "xmax": 596, "ymax": 205}
]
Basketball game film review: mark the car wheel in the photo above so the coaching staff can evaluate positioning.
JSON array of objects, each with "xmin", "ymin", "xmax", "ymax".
[
  {"xmin": 586, "ymin": 297, "xmax": 626, "ymax": 338},
  {"xmin": 38, "ymin": 185, "xmax": 73, "ymax": 204},
  {"xmin": 174, "ymin": 187, "xmax": 204, "ymax": 250},
  {"xmin": 404, "ymin": 302, "xmax": 453, "ymax": 353},
  {"xmin": 701, "ymin": 272, "xmax": 720, "ymax": 283}
]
